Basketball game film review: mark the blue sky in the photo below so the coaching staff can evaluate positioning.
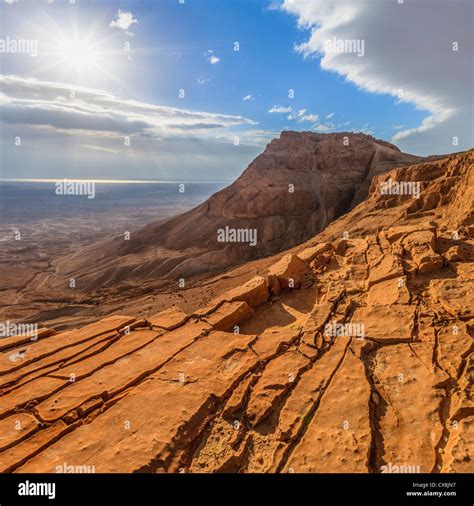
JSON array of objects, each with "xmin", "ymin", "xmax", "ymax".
[{"xmin": 0, "ymin": 0, "xmax": 472, "ymax": 181}]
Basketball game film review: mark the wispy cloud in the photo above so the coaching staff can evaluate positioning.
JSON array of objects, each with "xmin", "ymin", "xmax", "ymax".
[
  {"xmin": 268, "ymin": 105, "xmax": 292, "ymax": 113},
  {"xmin": 288, "ymin": 108, "xmax": 319, "ymax": 123},
  {"xmin": 243, "ymin": 94, "xmax": 254, "ymax": 101},
  {"xmin": 0, "ymin": 75, "xmax": 262, "ymax": 180},
  {"xmin": 313, "ymin": 124, "xmax": 332, "ymax": 132},
  {"xmin": 0, "ymin": 75, "xmax": 257, "ymax": 138},
  {"xmin": 196, "ymin": 77, "xmax": 212, "ymax": 85},
  {"xmin": 326, "ymin": 112, "xmax": 334, "ymax": 119}
]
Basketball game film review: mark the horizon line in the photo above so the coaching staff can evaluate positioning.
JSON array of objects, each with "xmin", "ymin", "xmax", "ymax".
[{"xmin": 0, "ymin": 178, "xmax": 232, "ymax": 184}]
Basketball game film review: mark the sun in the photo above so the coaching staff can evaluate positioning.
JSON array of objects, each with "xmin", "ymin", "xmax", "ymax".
[{"xmin": 56, "ymin": 36, "xmax": 101, "ymax": 73}]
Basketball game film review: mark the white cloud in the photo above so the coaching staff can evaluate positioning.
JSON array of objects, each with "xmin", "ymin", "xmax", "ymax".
[
  {"xmin": 205, "ymin": 50, "xmax": 221, "ymax": 65},
  {"xmin": 0, "ymin": 75, "xmax": 257, "ymax": 137},
  {"xmin": 0, "ymin": 76, "xmax": 262, "ymax": 180},
  {"xmin": 196, "ymin": 77, "xmax": 211, "ymax": 85},
  {"xmin": 288, "ymin": 108, "xmax": 319, "ymax": 123},
  {"xmin": 80, "ymin": 144, "xmax": 120, "ymax": 154},
  {"xmin": 282, "ymin": 0, "xmax": 473, "ymax": 155},
  {"xmin": 313, "ymin": 123, "xmax": 332, "ymax": 132},
  {"xmin": 268, "ymin": 105, "xmax": 292, "ymax": 113},
  {"xmin": 243, "ymin": 94, "xmax": 254, "ymax": 101},
  {"xmin": 326, "ymin": 112, "xmax": 334, "ymax": 119},
  {"xmin": 110, "ymin": 10, "xmax": 138, "ymax": 32}
]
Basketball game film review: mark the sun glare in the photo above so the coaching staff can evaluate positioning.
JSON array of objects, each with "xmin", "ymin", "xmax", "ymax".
[{"xmin": 56, "ymin": 37, "xmax": 100, "ymax": 72}]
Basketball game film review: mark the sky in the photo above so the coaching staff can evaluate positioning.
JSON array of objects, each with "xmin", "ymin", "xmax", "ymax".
[{"xmin": 0, "ymin": 0, "xmax": 472, "ymax": 181}]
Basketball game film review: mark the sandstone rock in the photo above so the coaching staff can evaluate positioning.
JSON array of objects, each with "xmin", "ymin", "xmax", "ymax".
[
  {"xmin": 221, "ymin": 276, "xmax": 269, "ymax": 308},
  {"xmin": 267, "ymin": 254, "xmax": 308, "ymax": 292},
  {"xmin": 0, "ymin": 413, "xmax": 40, "ymax": 452},
  {"xmin": 437, "ymin": 323, "xmax": 473, "ymax": 378},
  {"xmin": 246, "ymin": 350, "xmax": 309, "ymax": 427},
  {"xmin": 203, "ymin": 301, "xmax": 254, "ymax": 332},
  {"xmin": 4, "ymin": 149, "xmax": 472, "ymax": 475},
  {"xmin": 297, "ymin": 242, "xmax": 332, "ymax": 264},
  {"xmin": 0, "ymin": 421, "xmax": 68, "ymax": 473},
  {"xmin": 302, "ymin": 302, "xmax": 334, "ymax": 334},
  {"xmin": 351, "ymin": 305, "xmax": 416, "ymax": 342},
  {"xmin": 429, "ymin": 279, "xmax": 473, "ymax": 318},
  {"xmin": 250, "ymin": 327, "xmax": 300, "ymax": 361},
  {"xmin": 279, "ymin": 336, "xmax": 350, "ymax": 441},
  {"xmin": 285, "ymin": 344, "xmax": 371, "ymax": 472},
  {"xmin": 367, "ymin": 253, "xmax": 405, "ymax": 288},
  {"xmin": 367, "ymin": 276, "xmax": 410, "ymax": 305},
  {"xmin": 374, "ymin": 343, "xmax": 447, "ymax": 472},
  {"xmin": 148, "ymin": 308, "xmax": 188, "ymax": 330},
  {"xmin": 0, "ymin": 315, "xmax": 136, "ymax": 375},
  {"xmin": 335, "ymin": 238, "xmax": 348, "ymax": 256},
  {"xmin": 0, "ymin": 327, "xmax": 56, "ymax": 353}
]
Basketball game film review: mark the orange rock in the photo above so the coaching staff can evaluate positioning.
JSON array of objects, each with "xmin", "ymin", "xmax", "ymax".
[
  {"xmin": 267, "ymin": 254, "xmax": 308, "ymax": 292},
  {"xmin": 250, "ymin": 327, "xmax": 300, "ymax": 361},
  {"xmin": 204, "ymin": 301, "xmax": 254, "ymax": 332},
  {"xmin": 429, "ymin": 279, "xmax": 473, "ymax": 318},
  {"xmin": 297, "ymin": 242, "xmax": 332, "ymax": 264},
  {"xmin": 367, "ymin": 276, "xmax": 410, "ymax": 305},
  {"xmin": 0, "ymin": 413, "xmax": 40, "ymax": 452},
  {"xmin": 221, "ymin": 276, "xmax": 269, "ymax": 308},
  {"xmin": 279, "ymin": 336, "xmax": 350, "ymax": 441},
  {"xmin": 246, "ymin": 350, "xmax": 309, "ymax": 426},
  {"xmin": 285, "ymin": 343, "xmax": 371, "ymax": 472},
  {"xmin": 375, "ymin": 343, "xmax": 447, "ymax": 472},
  {"xmin": 351, "ymin": 304, "xmax": 416, "ymax": 342},
  {"xmin": 148, "ymin": 308, "xmax": 188, "ymax": 330}
]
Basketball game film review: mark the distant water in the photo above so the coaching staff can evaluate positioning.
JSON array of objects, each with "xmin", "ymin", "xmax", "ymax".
[{"xmin": 0, "ymin": 181, "xmax": 227, "ymax": 226}]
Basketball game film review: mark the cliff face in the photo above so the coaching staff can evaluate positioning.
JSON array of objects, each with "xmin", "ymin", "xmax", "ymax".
[
  {"xmin": 52, "ymin": 132, "xmax": 424, "ymax": 290},
  {"xmin": 2, "ymin": 150, "xmax": 472, "ymax": 473}
]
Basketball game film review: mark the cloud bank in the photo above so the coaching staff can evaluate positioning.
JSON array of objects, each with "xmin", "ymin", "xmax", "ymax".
[{"xmin": 282, "ymin": 0, "xmax": 473, "ymax": 155}]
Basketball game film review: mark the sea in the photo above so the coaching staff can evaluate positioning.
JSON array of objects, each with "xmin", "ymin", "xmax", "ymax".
[{"xmin": 0, "ymin": 180, "xmax": 227, "ymax": 229}]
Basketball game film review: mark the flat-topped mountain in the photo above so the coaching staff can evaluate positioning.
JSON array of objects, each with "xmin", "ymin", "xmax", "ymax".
[{"xmin": 52, "ymin": 132, "xmax": 425, "ymax": 290}]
